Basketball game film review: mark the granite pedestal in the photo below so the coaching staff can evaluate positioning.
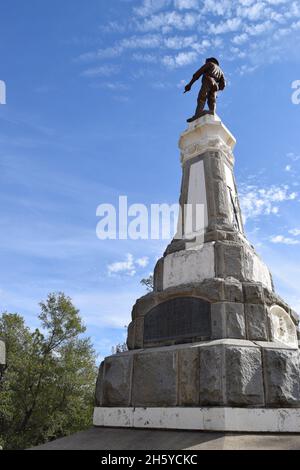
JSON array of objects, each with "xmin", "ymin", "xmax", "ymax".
[{"xmin": 94, "ymin": 114, "xmax": 300, "ymax": 432}]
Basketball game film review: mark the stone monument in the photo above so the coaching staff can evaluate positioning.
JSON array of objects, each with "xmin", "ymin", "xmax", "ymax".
[{"xmin": 94, "ymin": 113, "xmax": 300, "ymax": 432}]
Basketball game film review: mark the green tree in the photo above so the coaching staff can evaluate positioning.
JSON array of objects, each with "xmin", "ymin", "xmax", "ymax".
[
  {"xmin": 0, "ymin": 293, "xmax": 97, "ymax": 449},
  {"xmin": 140, "ymin": 275, "xmax": 154, "ymax": 292}
]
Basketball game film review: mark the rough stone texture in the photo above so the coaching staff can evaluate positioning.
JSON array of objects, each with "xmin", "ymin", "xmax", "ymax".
[
  {"xmin": 224, "ymin": 278, "xmax": 243, "ymax": 303},
  {"xmin": 132, "ymin": 351, "xmax": 177, "ymax": 407},
  {"xmin": 211, "ymin": 302, "xmax": 246, "ymax": 339},
  {"xmin": 162, "ymin": 245, "xmax": 215, "ymax": 290},
  {"xmin": 263, "ymin": 348, "xmax": 300, "ymax": 407},
  {"xmin": 243, "ymin": 282, "xmax": 264, "ymax": 304},
  {"xmin": 153, "ymin": 257, "xmax": 164, "ymax": 292},
  {"xmin": 290, "ymin": 309, "xmax": 300, "ymax": 326},
  {"xmin": 178, "ymin": 347, "xmax": 199, "ymax": 406},
  {"xmin": 199, "ymin": 345, "xmax": 224, "ymax": 405},
  {"xmin": 215, "ymin": 241, "xmax": 245, "ymax": 280},
  {"xmin": 102, "ymin": 355, "xmax": 133, "ymax": 407},
  {"xmin": 126, "ymin": 322, "xmax": 135, "ymax": 350},
  {"xmin": 225, "ymin": 346, "xmax": 264, "ymax": 406},
  {"xmin": 95, "ymin": 362, "xmax": 104, "ymax": 407},
  {"xmin": 133, "ymin": 317, "xmax": 144, "ymax": 350},
  {"xmin": 245, "ymin": 304, "xmax": 269, "ymax": 341}
]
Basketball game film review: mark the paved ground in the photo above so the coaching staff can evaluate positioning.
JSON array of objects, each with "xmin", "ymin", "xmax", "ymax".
[{"xmin": 32, "ymin": 427, "xmax": 300, "ymax": 450}]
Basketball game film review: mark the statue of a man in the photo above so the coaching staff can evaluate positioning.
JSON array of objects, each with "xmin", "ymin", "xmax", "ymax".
[{"xmin": 184, "ymin": 57, "xmax": 226, "ymax": 123}]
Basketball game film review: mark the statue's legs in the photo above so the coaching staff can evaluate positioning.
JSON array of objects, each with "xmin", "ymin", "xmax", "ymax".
[
  {"xmin": 187, "ymin": 77, "xmax": 218, "ymax": 122},
  {"xmin": 207, "ymin": 89, "xmax": 217, "ymax": 114}
]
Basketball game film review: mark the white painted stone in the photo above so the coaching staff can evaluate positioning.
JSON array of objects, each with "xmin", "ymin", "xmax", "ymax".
[
  {"xmin": 133, "ymin": 407, "xmax": 204, "ymax": 431},
  {"xmin": 185, "ymin": 159, "xmax": 208, "ymax": 237},
  {"xmin": 93, "ymin": 407, "xmax": 133, "ymax": 428},
  {"xmin": 269, "ymin": 305, "xmax": 298, "ymax": 349},
  {"xmin": 179, "ymin": 114, "xmax": 236, "ymax": 165},
  {"xmin": 224, "ymin": 163, "xmax": 243, "ymax": 233},
  {"xmin": 93, "ymin": 407, "xmax": 300, "ymax": 433},
  {"xmin": 252, "ymin": 253, "xmax": 273, "ymax": 291},
  {"xmin": 162, "ymin": 244, "xmax": 215, "ymax": 289}
]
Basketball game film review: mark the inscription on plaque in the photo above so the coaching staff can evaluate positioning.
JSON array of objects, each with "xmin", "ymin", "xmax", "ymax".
[{"xmin": 143, "ymin": 297, "xmax": 211, "ymax": 345}]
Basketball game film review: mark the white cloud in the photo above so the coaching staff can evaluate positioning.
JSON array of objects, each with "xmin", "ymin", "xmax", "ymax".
[
  {"xmin": 81, "ymin": 64, "xmax": 120, "ymax": 77},
  {"xmin": 107, "ymin": 253, "xmax": 136, "ymax": 276},
  {"xmin": 232, "ymin": 33, "xmax": 248, "ymax": 45},
  {"xmin": 174, "ymin": 0, "xmax": 198, "ymax": 10},
  {"xmin": 135, "ymin": 11, "xmax": 200, "ymax": 33},
  {"xmin": 289, "ymin": 229, "xmax": 300, "ymax": 236},
  {"xmin": 270, "ymin": 235, "xmax": 300, "ymax": 245},
  {"xmin": 285, "ymin": 165, "xmax": 292, "ymax": 172},
  {"xmin": 287, "ymin": 152, "xmax": 300, "ymax": 161},
  {"xmin": 162, "ymin": 50, "xmax": 197, "ymax": 68},
  {"xmin": 107, "ymin": 253, "xmax": 150, "ymax": 276},
  {"xmin": 136, "ymin": 256, "xmax": 149, "ymax": 267},
  {"xmin": 164, "ymin": 34, "xmax": 197, "ymax": 49},
  {"xmin": 76, "ymin": 0, "xmax": 300, "ymax": 77},
  {"xmin": 237, "ymin": 63, "xmax": 258, "ymax": 75},
  {"xmin": 134, "ymin": 0, "xmax": 172, "ymax": 17},
  {"xmin": 209, "ymin": 18, "xmax": 242, "ymax": 35},
  {"xmin": 239, "ymin": 184, "xmax": 298, "ymax": 223}
]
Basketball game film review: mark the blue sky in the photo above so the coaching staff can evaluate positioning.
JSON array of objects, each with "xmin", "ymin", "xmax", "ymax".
[{"xmin": 1, "ymin": 0, "xmax": 300, "ymax": 362}]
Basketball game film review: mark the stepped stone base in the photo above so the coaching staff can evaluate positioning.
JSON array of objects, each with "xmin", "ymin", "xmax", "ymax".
[
  {"xmin": 95, "ymin": 339, "xmax": 300, "ymax": 410},
  {"xmin": 93, "ymin": 407, "xmax": 300, "ymax": 433}
]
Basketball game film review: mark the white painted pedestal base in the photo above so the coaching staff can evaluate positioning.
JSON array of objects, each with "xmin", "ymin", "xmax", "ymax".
[{"xmin": 93, "ymin": 407, "xmax": 300, "ymax": 433}]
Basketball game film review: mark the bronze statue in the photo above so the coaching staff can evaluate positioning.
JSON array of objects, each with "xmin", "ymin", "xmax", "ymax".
[{"xmin": 184, "ymin": 57, "xmax": 226, "ymax": 123}]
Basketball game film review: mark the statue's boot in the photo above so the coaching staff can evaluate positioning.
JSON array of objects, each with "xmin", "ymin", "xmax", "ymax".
[
  {"xmin": 187, "ymin": 110, "xmax": 210, "ymax": 123},
  {"xmin": 187, "ymin": 115, "xmax": 197, "ymax": 123}
]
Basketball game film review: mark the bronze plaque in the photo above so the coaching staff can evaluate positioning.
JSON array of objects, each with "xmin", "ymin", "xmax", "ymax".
[{"xmin": 143, "ymin": 297, "xmax": 211, "ymax": 345}]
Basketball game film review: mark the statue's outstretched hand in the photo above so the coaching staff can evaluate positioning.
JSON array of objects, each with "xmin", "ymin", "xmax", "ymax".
[{"xmin": 184, "ymin": 84, "xmax": 191, "ymax": 93}]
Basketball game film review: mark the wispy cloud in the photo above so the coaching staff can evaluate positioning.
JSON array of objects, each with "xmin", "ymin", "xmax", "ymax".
[
  {"xmin": 75, "ymin": 0, "xmax": 300, "ymax": 81},
  {"xmin": 107, "ymin": 253, "xmax": 149, "ymax": 277},
  {"xmin": 239, "ymin": 184, "xmax": 298, "ymax": 223},
  {"xmin": 270, "ymin": 235, "xmax": 300, "ymax": 245}
]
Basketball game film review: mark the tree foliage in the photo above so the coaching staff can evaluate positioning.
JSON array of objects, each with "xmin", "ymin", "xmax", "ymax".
[
  {"xmin": 140, "ymin": 275, "xmax": 154, "ymax": 292},
  {"xmin": 0, "ymin": 293, "xmax": 97, "ymax": 449}
]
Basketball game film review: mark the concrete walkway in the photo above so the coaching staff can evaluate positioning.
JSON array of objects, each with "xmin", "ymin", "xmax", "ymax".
[{"xmin": 33, "ymin": 427, "xmax": 300, "ymax": 450}]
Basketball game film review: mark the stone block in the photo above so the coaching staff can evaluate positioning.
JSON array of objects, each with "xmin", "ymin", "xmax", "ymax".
[
  {"xmin": 214, "ymin": 180, "xmax": 230, "ymax": 218},
  {"xmin": 224, "ymin": 278, "xmax": 243, "ymax": 302},
  {"xmin": 195, "ymin": 278, "xmax": 225, "ymax": 302},
  {"xmin": 132, "ymin": 350, "xmax": 177, "ymax": 407},
  {"xmin": 245, "ymin": 304, "xmax": 269, "ymax": 341},
  {"xmin": 290, "ymin": 309, "xmax": 300, "ymax": 326},
  {"xmin": 199, "ymin": 345, "xmax": 224, "ymax": 405},
  {"xmin": 178, "ymin": 346, "xmax": 200, "ymax": 405},
  {"xmin": 126, "ymin": 322, "xmax": 135, "ymax": 350},
  {"xmin": 243, "ymin": 282, "xmax": 264, "ymax": 304},
  {"xmin": 153, "ymin": 257, "xmax": 164, "ymax": 292},
  {"xmin": 162, "ymin": 245, "xmax": 215, "ymax": 290},
  {"xmin": 134, "ymin": 317, "xmax": 144, "ymax": 349},
  {"xmin": 263, "ymin": 348, "xmax": 300, "ymax": 407},
  {"xmin": 102, "ymin": 354, "xmax": 133, "ymax": 406},
  {"xmin": 95, "ymin": 361, "xmax": 104, "ymax": 406},
  {"xmin": 215, "ymin": 242, "xmax": 244, "ymax": 280},
  {"xmin": 210, "ymin": 153, "xmax": 224, "ymax": 181},
  {"xmin": 211, "ymin": 302, "xmax": 246, "ymax": 339},
  {"xmin": 225, "ymin": 346, "xmax": 264, "ymax": 406}
]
